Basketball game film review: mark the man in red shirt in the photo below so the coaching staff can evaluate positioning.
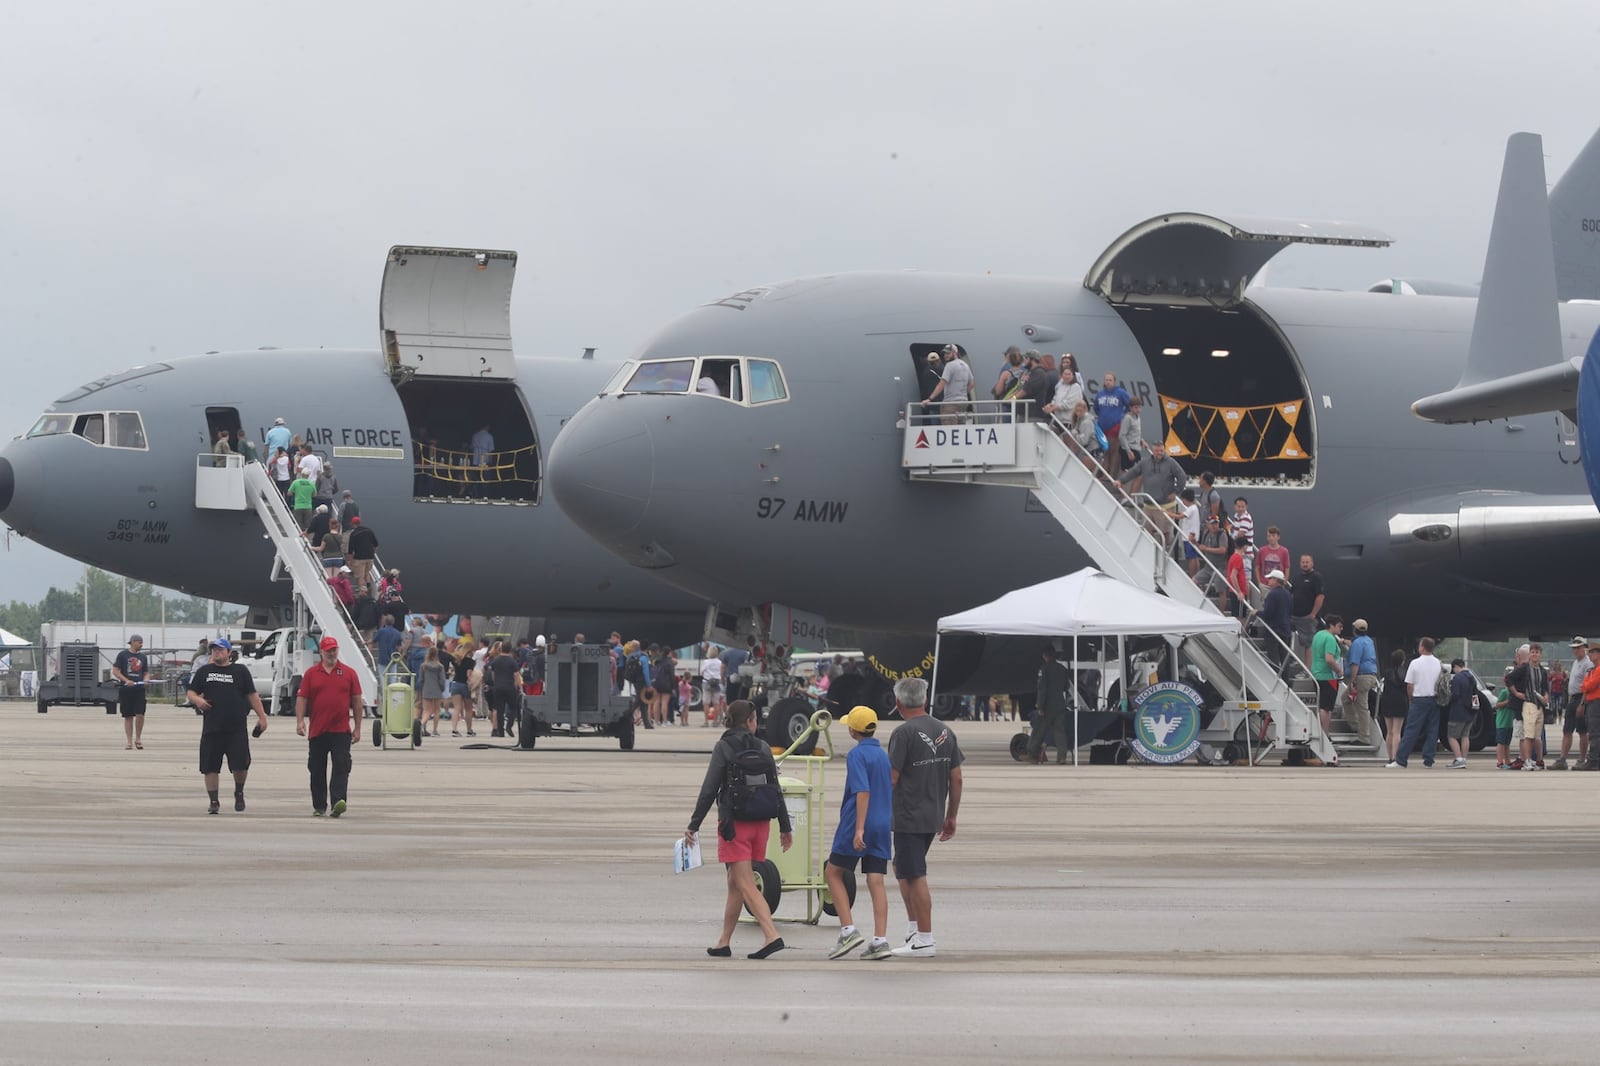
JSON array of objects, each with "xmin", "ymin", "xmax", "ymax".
[{"xmin": 295, "ymin": 636, "xmax": 364, "ymax": 817}]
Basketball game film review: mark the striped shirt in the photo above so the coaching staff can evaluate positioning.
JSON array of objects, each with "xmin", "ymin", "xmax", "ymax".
[{"xmin": 1229, "ymin": 509, "xmax": 1255, "ymax": 571}]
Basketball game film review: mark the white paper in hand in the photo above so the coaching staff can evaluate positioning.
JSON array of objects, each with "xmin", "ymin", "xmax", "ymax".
[{"xmin": 674, "ymin": 837, "xmax": 703, "ymax": 874}]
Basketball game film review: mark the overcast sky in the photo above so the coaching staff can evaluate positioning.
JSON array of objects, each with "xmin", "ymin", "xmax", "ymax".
[{"xmin": 2, "ymin": 0, "xmax": 1598, "ymax": 603}]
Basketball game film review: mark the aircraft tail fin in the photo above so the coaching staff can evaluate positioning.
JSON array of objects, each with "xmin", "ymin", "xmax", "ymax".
[
  {"xmin": 1458, "ymin": 131, "xmax": 1561, "ymax": 388},
  {"xmin": 1550, "ymin": 126, "xmax": 1600, "ymax": 302}
]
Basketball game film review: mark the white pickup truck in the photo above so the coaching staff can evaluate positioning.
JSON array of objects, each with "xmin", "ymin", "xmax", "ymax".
[{"xmin": 239, "ymin": 627, "xmax": 315, "ymax": 713}]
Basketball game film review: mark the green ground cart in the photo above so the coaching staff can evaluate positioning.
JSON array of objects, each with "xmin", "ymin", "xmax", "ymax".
[
  {"xmin": 745, "ymin": 708, "xmax": 857, "ymax": 925},
  {"xmin": 373, "ymin": 656, "xmax": 420, "ymax": 749}
]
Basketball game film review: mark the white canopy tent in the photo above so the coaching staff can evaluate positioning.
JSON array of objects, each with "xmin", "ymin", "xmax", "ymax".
[
  {"xmin": 934, "ymin": 568, "xmax": 1244, "ymax": 765},
  {"xmin": 0, "ymin": 626, "xmax": 30, "ymax": 648}
]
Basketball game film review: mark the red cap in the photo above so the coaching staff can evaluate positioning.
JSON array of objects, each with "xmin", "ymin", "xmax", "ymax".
[
  {"xmin": 350, "ymin": 516, "xmax": 361, "ymax": 525},
  {"xmin": 319, "ymin": 636, "xmax": 339, "ymax": 651}
]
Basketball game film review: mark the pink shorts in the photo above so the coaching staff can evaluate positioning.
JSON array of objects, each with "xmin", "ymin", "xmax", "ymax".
[{"xmin": 716, "ymin": 819, "xmax": 770, "ymax": 864}]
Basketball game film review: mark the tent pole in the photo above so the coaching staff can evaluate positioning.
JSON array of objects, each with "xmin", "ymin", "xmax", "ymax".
[
  {"xmin": 1095, "ymin": 637, "xmax": 1105, "ymax": 771},
  {"xmin": 1241, "ymin": 628, "xmax": 1254, "ymax": 767},
  {"xmin": 1241, "ymin": 628, "xmax": 1252, "ymax": 768},
  {"xmin": 1072, "ymin": 634, "xmax": 1079, "ymax": 767},
  {"xmin": 929, "ymin": 632, "xmax": 942, "ymax": 711}
]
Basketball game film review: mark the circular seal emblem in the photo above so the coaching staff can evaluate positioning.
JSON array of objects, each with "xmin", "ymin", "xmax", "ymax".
[{"xmin": 1130, "ymin": 681, "xmax": 1204, "ymax": 765}]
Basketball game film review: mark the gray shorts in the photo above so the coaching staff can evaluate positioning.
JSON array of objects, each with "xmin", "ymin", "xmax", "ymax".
[
  {"xmin": 1447, "ymin": 717, "xmax": 1473, "ymax": 740},
  {"xmin": 1292, "ymin": 615, "xmax": 1316, "ymax": 651}
]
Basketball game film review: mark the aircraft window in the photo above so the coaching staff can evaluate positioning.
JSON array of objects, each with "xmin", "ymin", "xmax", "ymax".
[
  {"xmin": 601, "ymin": 361, "xmax": 637, "ymax": 395},
  {"xmin": 27, "ymin": 413, "xmax": 73, "ymax": 438},
  {"xmin": 621, "ymin": 360, "xmax": 695, "ymax": 394},
  {"xmin": 54, "ymin": 363, "xmax": 173, "ymax": 404},
  {"xmin": 748, "ymin": 360, "xmax": 787, "ymax": 404},
  {"xmin": 107, "ymin": 412, "xmax": 148, "ymax": 450},
  {"xmin": 73, "ymin": 413, "xmax": 105, "ymax": 446},
  {"xmin": 696, "ymin": 358, "xmax": 744, "ymax": 401}
]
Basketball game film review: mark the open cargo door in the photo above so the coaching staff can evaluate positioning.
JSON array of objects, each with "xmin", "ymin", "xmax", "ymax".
[{"xmin": 380, "ymin": 246, "xmax": 517, "ymax": 381}]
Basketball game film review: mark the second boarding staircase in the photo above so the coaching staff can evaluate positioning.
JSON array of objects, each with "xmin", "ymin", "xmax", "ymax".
[
  {"xmin": 903, "ymin": 401, "xmax": 1340, "ymax": 765},
  {"xmin": 195, "ymin": 453, "xmax": 378, "ymax": 708}
]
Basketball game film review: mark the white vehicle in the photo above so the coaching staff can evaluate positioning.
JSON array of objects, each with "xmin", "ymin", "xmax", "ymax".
[{"xmin": 238, "ymin": 627, "xmax": 315, "ymax": 713}]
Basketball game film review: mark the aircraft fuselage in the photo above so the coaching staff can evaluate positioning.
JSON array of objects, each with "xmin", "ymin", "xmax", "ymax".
[
  {"xmin": 0, "ymin": 349, "xmax": 705, "ymax": 638},
  {"xmin": 549, "ymin": 271, "xmax": 1600, "ymax": 641}
]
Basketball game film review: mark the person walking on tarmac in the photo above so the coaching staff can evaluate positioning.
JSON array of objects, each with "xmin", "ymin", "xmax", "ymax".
[
  {"xmin": 887, "ymin": 677, "xmax": 964, "ymax": 959},
  {"xmin": 112, "ymin": 634, "xmax": 149, "ymax": 750},
  {"xmin": 186, "ymin": 639, "xmax": 268, "ymax": 815},
  {"xmin": 295, "ymin": 636, "xmax": 364, "ymax": 817},
  {"xmin": 683, "ymin": 700, "xmax": 793, "ymax": 959},
  {"xmin": 825, "ymin": 706, "xmax": 894, "ymax": 960}
]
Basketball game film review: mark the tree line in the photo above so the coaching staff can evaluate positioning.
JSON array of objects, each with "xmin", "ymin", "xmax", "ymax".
[{"xmin": 0, "ymin": 568, "xmax": 238, "ymax": 646}]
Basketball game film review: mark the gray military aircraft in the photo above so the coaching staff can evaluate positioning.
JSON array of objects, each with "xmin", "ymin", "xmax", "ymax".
[
  {"xmin": 0, "ymin": 247, "xmax": 706, "ymax": 643},
  {"xmin": 546, "ymin": 127, "xmax": 1600, "ymax": 687}
]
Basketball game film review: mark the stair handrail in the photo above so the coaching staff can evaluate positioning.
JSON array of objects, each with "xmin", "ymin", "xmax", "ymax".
[
  {"xmin": 1036, "ymin": 409, "xmax": 1309, "ymax": 706},
  {"xmin": 240, "ymin": 461, "xmax": 380, "ymax": 679}
]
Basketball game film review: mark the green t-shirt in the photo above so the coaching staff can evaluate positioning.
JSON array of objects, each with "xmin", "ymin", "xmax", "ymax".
[
  {"xmin": 1494, "ymin": 686, "xmax": 1514, "ymax": 730},
  {"xmin": 1309, "ymin": 629, "xmax": 1340, "ymax": 682},
  {"xmin": 289, "ymin": 477, "xmax": 316, "ymax": 510}
]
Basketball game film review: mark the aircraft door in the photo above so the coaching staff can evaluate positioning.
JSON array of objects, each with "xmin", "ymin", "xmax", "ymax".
[
  {"xmin": 204, "ymin": 406, "xmax": 242, "ymax": 453},
  {"xmin": 909, "ymin": 342, "xmax": 966, "ymax": 401},
  {"xmin": 380, "ymin": 246, "xmax": 517, "ymax": 381}
]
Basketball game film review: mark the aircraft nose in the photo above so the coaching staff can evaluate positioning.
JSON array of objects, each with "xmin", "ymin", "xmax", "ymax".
[
  {"xmin": 0, "ymin": 454, "xmax": 13, "ymax": 513},
  {"xmin": 547, "ymin": 402, "xmax": 655, "ymax": 545}
]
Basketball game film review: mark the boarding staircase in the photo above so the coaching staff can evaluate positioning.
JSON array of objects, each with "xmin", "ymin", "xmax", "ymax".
[
  {"xmin": 194, "ymin": 454, "xmax": 378, "ymax": 710},
  {"xmin": 902, "ymin": 401, "xmax": 1342, "ymax": 765}
]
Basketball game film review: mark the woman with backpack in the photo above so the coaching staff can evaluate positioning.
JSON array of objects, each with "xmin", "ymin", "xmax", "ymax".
[{"xmin": 683, "ymin": 700, "xmax": 794, "ymax": 959}]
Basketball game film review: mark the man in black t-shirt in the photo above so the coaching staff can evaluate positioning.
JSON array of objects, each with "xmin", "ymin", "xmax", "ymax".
[
  {"xmin": 1290, "ymin": 554, "xmax": 1326, "ymax": 670},
  {"xmin": 488, "ymin": 647, "xmax": 520, "ymax": 737},
  {"xmin": 112, "ymin": 634, "xmax": 149, "ymax": 750},
  {"xmin": 186, "ymin": 639, "xmax": 269, "ymax": 814}
]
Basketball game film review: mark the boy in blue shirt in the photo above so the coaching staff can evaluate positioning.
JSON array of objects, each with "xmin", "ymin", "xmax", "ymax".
[{"xmin": 826, "ymin": 706, "xmax": 894, "ymax": 960}]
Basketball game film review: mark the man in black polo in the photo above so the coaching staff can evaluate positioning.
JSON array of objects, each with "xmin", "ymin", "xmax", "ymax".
[{"xmin": 186, "ymin": 638, "xmax": 269, "ymax": 814}]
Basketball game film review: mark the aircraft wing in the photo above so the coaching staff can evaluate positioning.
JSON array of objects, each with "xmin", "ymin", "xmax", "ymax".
[{"xmin": 1411, "ymin": 357, "xmax": 1581, "ymax": 423}]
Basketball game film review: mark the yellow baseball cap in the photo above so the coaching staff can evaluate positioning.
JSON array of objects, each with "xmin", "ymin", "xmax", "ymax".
[{"xmin": 841, "ymin": 705, "xmax": 878, "ymax": 735}]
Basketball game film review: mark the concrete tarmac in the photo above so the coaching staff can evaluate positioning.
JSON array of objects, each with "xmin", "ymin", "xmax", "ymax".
[{"xmin": 2, "ymin": 700, "xmax": 1596, "ymax": 1064}]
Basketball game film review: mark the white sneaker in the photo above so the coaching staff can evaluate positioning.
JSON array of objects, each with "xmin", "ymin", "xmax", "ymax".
[
  {"xmin": 1385, "ymin": 761, "xmax": 1404, "ymax": 769},
  {"xmin": 890, "ymin": 939, "xmax": 936, "ymax": 959}
]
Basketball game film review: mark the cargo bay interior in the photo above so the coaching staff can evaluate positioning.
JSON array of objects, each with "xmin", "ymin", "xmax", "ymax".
[
  {"xmin": 394, "ymin": 378, "xmax": 541, "ymax": 504},
  {"xmin": 1110, "ymin": 303, "xmax": 1313, "ymax": 484},
  {"xmin": 1078, "ymin": 212, "xmax": 1392, "ymax": 488}
]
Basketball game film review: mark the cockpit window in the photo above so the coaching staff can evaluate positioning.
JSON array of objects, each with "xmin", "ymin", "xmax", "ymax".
[
  {"xmin": 27, "ymin": 413, "xmax": 73, "ymax": 438},
  {"xmin": 601, "ymin": 361, "xmax": 637, "ymax": 396},
  {"xmin": 108, "ymin": 412, "xmax": 148, "ymax": 449},
  {"xmin": 698, "ymin": 358, "xmax": 744, "ymax": 402},
  {"xmin": 74, "ymin": 413, "xmax": 105, "ymax": 445},
  {"xmin": 748, "ymin": 360, "xmax": 787, "ymax": 404},
  {"xmin": 604, "ymin": 356, "xmax": 789, "ymax": 407},
  {"xmin": 622, "ymin": 359, "xmax": 695, "ymax": 394},
  {"xmin": 50, "ymin": 411, "xmax": 148, "ymax": 449}
]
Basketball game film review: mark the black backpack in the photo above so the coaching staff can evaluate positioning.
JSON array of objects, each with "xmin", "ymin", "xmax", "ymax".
[{"xmin": 722, "ymin": 735, "xmax": 784, "ymax": 821}]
